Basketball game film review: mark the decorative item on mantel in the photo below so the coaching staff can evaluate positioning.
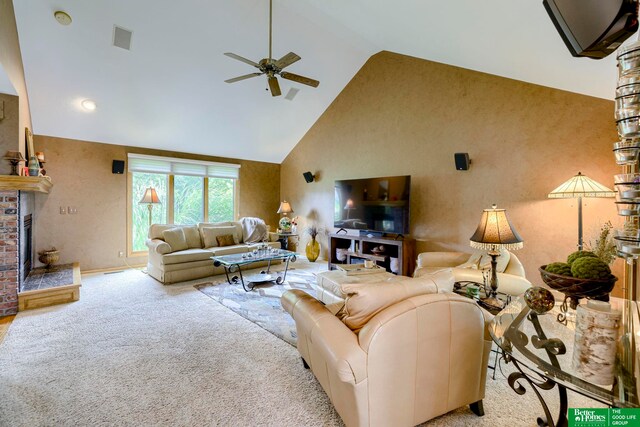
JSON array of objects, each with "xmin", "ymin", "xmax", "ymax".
[
  {"xmin": 38, "ymin": 248, "xmax": 60, "ymax": 269},
  {"xmin": 25, "ymin": 128, "xmax": 40, "ymax": 178},
  {"xmin": 3, "ymin": 151, "xmax": 25, "ymax": 175},
  {"xmin": 36, "ymin": 152, "xmax": 46, "ymax": 176},
  {"xmin": 572, "ymin": 300, "xmax": 621, "ymax": 386}
]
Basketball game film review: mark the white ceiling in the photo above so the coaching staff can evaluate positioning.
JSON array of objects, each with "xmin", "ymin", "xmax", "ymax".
[{"xmin": 13, "ymin": 0, "xmax": 626, "ymax": 163}]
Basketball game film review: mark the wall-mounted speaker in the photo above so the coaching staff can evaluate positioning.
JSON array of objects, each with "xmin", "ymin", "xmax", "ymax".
[
  {"xmin": 454, "ymin": 153, "xmax": 470, "ymax": 171},
  {"xmin": 112, "ymin": 160, "xmax": 125, "ymax": 174},
  {"xmin": 303, "ymin": 171, "xmax": 315, "ymax": 183}
]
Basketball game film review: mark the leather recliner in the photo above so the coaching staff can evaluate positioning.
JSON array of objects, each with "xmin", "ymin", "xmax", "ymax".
[
  {"xmin": 414, "ymin": 250, "xmax": 531, "ymax": 296},
  {"xmin": 281, "ymin": 289, "xmax": 491, "ymax": 427}
]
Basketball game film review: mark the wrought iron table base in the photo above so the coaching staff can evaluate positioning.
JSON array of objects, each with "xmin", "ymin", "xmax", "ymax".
[{"xmin": 214, "ymin": 255, "xmax": 295, "ymax": 292}]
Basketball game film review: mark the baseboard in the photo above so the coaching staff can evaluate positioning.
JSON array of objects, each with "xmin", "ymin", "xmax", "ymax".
[{"xmin": 82, "ymin": 264, "xmax": 146, "ymax": 275}]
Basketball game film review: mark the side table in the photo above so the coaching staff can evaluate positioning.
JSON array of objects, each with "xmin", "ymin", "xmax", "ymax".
[
  {"xmin": 277, "ymin": 233, "xmax": 298, "ymax": 250},
  {"xmin": 453, "ymin": 281, "xmax": 512, "ymax": 315}
]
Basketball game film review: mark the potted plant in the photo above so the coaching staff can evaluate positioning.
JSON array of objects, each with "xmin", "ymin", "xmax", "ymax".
[{"xmin": 304, "ymin": 224, "xmax": 325, "ymax": 262}]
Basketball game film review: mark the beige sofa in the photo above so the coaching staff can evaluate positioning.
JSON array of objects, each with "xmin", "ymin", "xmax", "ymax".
[
  {"xmin": 414, "ymin": 250, "xmax": 532, "ymax": 296},
  {"xmin": 146, "ymin": 220, "xmax": 280, "ymax": 284},
  {"xmin": 282, "ymin": 272, "xmax": 491, "ymax": 427}
]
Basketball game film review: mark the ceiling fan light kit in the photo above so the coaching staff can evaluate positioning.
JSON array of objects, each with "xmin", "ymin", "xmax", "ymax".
[{"xmin": 224, "ymin": 0, "xmax": 319, "ymax": 97}]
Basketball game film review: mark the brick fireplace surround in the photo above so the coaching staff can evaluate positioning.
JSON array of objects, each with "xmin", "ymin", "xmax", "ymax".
[{"xmin": 0, "ymin": 190, "xmax": 18, "ymax": 316}]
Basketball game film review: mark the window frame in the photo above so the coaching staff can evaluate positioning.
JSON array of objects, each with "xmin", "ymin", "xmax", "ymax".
[{"xmin": 126, "ymin": 155, "xmax": 240, "ymax": 257}]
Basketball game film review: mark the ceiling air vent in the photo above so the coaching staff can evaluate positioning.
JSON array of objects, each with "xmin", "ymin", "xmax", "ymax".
[
  {"xmin": 284, "ymin": 88, "xmax": 299, "ymax": 101},
  {"xmin": 113, "ymin": 26, "xmax": 133, "ymax": 50}
]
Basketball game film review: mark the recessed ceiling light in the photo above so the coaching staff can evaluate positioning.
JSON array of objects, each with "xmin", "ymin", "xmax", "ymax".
[
  {"xmin": 54, "ymin": 11, "xmax": 72, "ymax": 26},
  {"xmin": 81, "ymin": 99, "xmax": 97, "ymax": 111}
]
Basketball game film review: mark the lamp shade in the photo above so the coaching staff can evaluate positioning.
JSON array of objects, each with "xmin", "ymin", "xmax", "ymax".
[
  {"xmin": 548, "ymin": 172, "xmax": 615, "ymax": 198},
  {"xmin": 139, "ymin": 187, "xmax": 161, "ymax": 204},
  {"xmin": 3, "ymin": 151, "xmax": 25, "ymax": 162},
  {"xmin": 470, "ymin": 205, "xmax": 524, "ymax": 252},
  {"xmin": 277, "ymin": 200, "xmax": 293, "ymax": 214},
  {"xmin": 344, "ymin": 199, "xmax": 354, "ymax": 210}
]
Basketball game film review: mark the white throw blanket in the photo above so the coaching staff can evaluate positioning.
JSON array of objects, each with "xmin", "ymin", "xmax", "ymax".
[{"xmin": 241, "ymin": 217, "xmax": 268, "ymax": 243}]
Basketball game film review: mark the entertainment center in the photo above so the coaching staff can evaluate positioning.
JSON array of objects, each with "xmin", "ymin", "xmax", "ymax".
[{"xmin": 328, "ymin": 233, "xmax": 415, "ymax": 276}]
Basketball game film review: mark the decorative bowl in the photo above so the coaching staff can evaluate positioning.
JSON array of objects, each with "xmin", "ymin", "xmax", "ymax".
[
  {"xmin": 38, "ymin": 248, "xmax": 59, "ymax": 268},
  {"xmin": 539, "ymin": 265, "xmax": 616, "ymax": 310}
]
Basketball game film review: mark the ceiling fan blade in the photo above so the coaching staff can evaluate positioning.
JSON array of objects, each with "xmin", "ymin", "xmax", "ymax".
[
  {"xmin": 224, "ymin": 73, "xmax": 263, "ymax": 83},
  {"xmin": 224, "ymin": 52, "xmax": 260, "ymax": 69},
  {"xmin": 274, "ymin": 52, "xmax": 301, "ymax": 69},
  {"xmin": 268, "ymin": 76, "xmax": 281, "ymax": 97},
  {"xmin": 280, "ymin": 72, "xmax": 320, "ymax": 88}
]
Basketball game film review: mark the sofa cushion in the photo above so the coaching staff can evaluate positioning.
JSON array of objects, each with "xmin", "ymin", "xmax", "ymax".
[
  {"xmin": 149, "ymin": 224, "xmax": 176, "ymax": 240},
  {"xmin": 316, "ymin": 270, "xmax": 399, "ymax": 301},
  {"xmin": 163, "ymin": 228, "xmax": 188, "ymax": 252},
  {"xmin": 337, "ymin": 280, "xmax": 438, "ymax": 333},
  {"xmin": 413, "ymin": 268, "xmax": 456, "ymax": 293},
  {"xmin": 199, "ymin": 221, "xmax": 243, "ymax": 244},
  {"xmin": 202, "ymin": 226, "xmax": 239, "ymax": 248},
  {"xmin": 208, "ymin": 244, "xmax": 249, "ymax": 256},
  {"xmin": 183, "ymin": 225, "xmax": 203, "ymax": 249},
  {"xmin": 162, "ymin": 248, "xmax": 214, "ymax": 265},
  {"xmin": 216, "ymin": 234, "xmax": 236, "ymax": 247}
]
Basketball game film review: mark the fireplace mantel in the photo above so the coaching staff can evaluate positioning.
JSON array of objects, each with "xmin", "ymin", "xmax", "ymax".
[{"xmin": 0, "ymin": 176, "xmax": 53, "ymax": 193}]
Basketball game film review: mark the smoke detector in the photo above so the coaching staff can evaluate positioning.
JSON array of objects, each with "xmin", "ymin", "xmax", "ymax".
[{"xmin": 54, "ymin": 11, "xmax": 72, "ymax": 26}]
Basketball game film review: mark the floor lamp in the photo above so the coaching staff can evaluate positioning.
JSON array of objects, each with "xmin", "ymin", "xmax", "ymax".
[
  {"xmin": 139, "ymin": 187, "xmax": 161, "ymax": 227},
  {"xmin": 548, "ymin": 172, "xmax": 615, "ymax": 250}
]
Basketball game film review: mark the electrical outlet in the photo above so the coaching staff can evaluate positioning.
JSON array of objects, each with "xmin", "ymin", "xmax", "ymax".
[
  {"xmin": 60, "ymin": 206, "xmax": 66, "ymax": 215},
  {"xmin": 118, "ymin": 251, "xmax": 124, "ymax": 258}
]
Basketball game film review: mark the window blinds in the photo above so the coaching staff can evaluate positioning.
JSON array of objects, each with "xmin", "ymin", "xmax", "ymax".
[{"xmin": 127, "ymin": 154, "xmax": 240, "ymax": 179}]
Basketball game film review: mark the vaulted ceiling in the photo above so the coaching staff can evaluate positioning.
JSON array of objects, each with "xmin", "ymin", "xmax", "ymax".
[{"xmin": 13, "ymin": 0, "xmax": 622, "ymax": 163}]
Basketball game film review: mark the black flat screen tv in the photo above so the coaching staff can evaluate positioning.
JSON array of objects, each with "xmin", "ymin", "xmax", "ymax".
[
  {"xmin": 543, "ymin": 0, "xmax": 638, "ymax": 59},
  {"xmin": 334, "ymin": 175, "xmax": 410, "ymax": 235}
]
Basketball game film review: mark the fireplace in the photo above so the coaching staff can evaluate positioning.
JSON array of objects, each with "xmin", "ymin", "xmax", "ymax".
[{"xmin": 21, "ymin": 214, "xmax": 32, "ymax": 285}]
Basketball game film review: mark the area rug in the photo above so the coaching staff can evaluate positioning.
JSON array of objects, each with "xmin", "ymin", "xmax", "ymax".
[{"xmin": 195, "ymin": 267, "xmax": 317, "ymax": 346}]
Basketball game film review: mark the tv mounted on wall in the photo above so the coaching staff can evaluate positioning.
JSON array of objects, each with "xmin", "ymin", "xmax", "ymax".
[
  {"xmin": 543, "ymin": 0, "xmax": 638, "ymax": 59},
  {"xmin": 334, "ymin": 175, "xmax": 410, "ymax": 235}
]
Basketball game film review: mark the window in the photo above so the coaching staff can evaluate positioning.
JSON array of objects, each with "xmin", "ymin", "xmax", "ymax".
[
  {"xmin": 127, "ymin": 154, "xmax": 240, "ymax": 255},
  {"xmin": 131, "ymin": 173, "xmax": 169, "ymax": 252},
  {"xmin": 174, "ymin": 175, "xmax": 204, "ymax": 224}
]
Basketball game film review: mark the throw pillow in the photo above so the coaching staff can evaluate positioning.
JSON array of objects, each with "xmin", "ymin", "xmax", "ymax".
[
  {"xmin": 162, "ymin": 228, "xmax": 188, "ymax": 252},
  {"xmin": 216, "ymin": 234, "xmax": 235, "ymax": 247},
  {"xmin": 336, "ymin": 280, "xmax": 438, "ymax": 333},
  {"xmin": 182, "ymin": 225, "xmax": 202, "ymax": 249},
  {"xmin": 241, "ymin": 217, "xmax": 268, "ymax": 243},
  {"xmin": 201, "ymin": 226, "xmax": 239, "ymax": 248}
]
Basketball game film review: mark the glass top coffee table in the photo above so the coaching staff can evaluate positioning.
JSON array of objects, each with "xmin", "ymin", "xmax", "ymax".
[
  {"xmin": 211, "ymin": 248, "xmax": 297, "ymax": 292},
  {"xmin": 489, "ymin": 294, "xmax": 640, "ymax": 427}
]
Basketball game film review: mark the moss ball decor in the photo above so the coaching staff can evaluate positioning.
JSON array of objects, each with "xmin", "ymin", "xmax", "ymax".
[
  {"xmin": 570, "ymin": 257, "xmax": 612, "ymax": 280},
  {"xmin": 566, "ymin": 250, "xmax": 598, "ymax": 266},
  {"xmin": 545, "ymin": 262, "xmax": 573, "ymax": 277}
]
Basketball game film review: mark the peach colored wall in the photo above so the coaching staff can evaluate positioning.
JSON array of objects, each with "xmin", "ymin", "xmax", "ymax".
[
  {"xmin": 281, "ymin": 51, "xmax": 623, "ymax": 291},
  {"xmin": 33, "ymin": 135, "xmax": 280, "ymax": 271},
  {"xmin": 0, "ymin": 0, "xmax": 32, "ymax": 155}
]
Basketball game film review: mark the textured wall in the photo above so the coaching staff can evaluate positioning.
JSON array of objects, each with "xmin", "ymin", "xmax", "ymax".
[
  {"xmin": 0, "ymin": 0, "xmax": 32, "ymax": 155},
  {"xmin": 0, "ymin": 93, "xmax": 18, "ymax": 175},
  {"xmin": 281, "ymin": 51, "xmax": 623, "ymax": 291},
  {"xmin": 33, "ymin": 135, "xmax": 280, "ymax": 271}
]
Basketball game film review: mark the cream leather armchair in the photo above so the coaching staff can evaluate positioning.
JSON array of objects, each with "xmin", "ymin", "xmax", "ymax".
[
  {"xmin": 414, "ymin": 251, "xmax": 532, "ymax": 296},
  {"xmin": 282, "ymin": 289, "xmax": 491, "ymax": 427}
]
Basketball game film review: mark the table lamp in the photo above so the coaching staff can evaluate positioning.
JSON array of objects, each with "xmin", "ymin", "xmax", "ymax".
[
  {"xmin": 344, "ymin": 199, "xmax": 354, "ymax": 219},
  {"xmin": 470, "ymin": 204, "xmax": 524, "ymax": 310},
  {"xmin": 548, "ymin": 172, "xmax": 615, "ymax": 250},
  {"xmin": 4, "ymin": 151, "xmax": 25, "ymax": 176},
  {"xmin": 277, "ymin": 200, "xmax": 294, "ymax": 232},
  {"xmin": 139, "ymin": 187, "xmax": 161, "ymax": 227}
]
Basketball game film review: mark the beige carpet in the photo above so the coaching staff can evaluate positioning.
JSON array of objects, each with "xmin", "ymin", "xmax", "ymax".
[{"xmin": 0, "ymin": 262, "xmax": 603, "ymax": 426}]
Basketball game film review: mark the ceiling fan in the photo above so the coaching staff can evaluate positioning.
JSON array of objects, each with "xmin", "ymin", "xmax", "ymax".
[{"xmin": 224, "ymin": 0, "xmax": 320, "ymax": 97}]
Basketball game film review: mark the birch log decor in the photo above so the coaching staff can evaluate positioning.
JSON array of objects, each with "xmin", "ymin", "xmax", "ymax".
[{"xmin": 572, "ymin": 300, "xmax": 621, "ymax": 385}]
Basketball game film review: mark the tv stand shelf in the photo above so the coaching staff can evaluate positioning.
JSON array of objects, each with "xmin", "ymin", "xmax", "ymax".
[{"xmin": 328, "ymin": 233, "xmax": 415, "ymax": 276}]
